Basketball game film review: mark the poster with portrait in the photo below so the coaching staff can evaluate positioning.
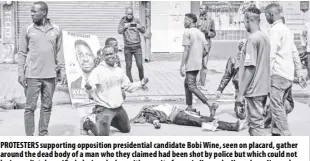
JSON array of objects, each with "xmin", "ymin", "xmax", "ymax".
[{"xmin": 62, "ymin": 30, "xmax": 100, "ymax": 109}]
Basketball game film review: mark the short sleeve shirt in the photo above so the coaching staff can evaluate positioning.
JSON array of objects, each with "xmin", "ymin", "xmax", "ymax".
[
  {"xmin": 239, "ymin": 31, "xmax": 271, "ymax": 97},
  {"xmin": 182, "ymin": 28, "xmax": 208, "ymax": 72}
]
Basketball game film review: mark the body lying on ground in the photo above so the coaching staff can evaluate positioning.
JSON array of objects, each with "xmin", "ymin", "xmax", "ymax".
[
  {"xmin": 82, "ymin": 104, "xmax": 246, "ymax": 135},
  {"xmin": 130, "ymin": 104, "xmax": 246, "ymax": 132}
]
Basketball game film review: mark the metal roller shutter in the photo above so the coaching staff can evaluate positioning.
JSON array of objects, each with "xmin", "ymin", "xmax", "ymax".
[{"xmin": 17, "ymin": 1, "xmax": 133, "ymax": 48}]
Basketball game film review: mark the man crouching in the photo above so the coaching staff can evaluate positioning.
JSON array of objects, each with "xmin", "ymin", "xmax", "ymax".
[{"xmin": 84, "ymin": 46, "xmax": 149, "ymax": 136}]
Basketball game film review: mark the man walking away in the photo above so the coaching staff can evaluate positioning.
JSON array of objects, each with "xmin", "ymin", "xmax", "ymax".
[
  {"xmin": 236, "ymin": 7, "xmax": 270, "ymax": 136},
  {"xmin": 18, "ymin": 1, "xmax": 66, "ymax": 136},
  {"xmin": 118, "ymin": 7, "xmax": 146, "ymax": 88},
  {"xmin": 180, "ymin": 13, "xmax": 218, "ymax": 118},
  {"xmin": 196, "ymin": 4, "xmax": 216, "ymax": 91}
]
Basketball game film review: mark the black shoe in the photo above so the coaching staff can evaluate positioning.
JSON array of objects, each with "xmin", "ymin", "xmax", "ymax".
[{"xmin": 185, "ymin": 106, "xmax": 197, "ymax": 113}]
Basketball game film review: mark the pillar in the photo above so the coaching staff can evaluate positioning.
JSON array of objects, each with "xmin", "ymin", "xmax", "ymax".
[
  {"xmin": 140, "ymin": 1, "xmax": 151, "ymax": 62},
  {"xmin": 1, "ymin": 1, "xmax": 17, "ymax": 64}
]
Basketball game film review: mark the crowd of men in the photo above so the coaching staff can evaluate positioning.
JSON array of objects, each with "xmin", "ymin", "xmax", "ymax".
[
  {"xmin": 17, "ymin": 1, "xmax": 309, "ymax": 136},
  {"xmin": 179, "ymin": 3, "xmax": 308, "ymax": 136}
]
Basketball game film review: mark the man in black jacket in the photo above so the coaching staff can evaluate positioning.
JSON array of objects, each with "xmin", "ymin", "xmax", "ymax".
[
  {"xmin": 216, "ymin": 39, "xmax": 247, "ymax": 120},
  {"xmin": 118, "ymin": 7, "xmax": 146, "ymax": 84}
]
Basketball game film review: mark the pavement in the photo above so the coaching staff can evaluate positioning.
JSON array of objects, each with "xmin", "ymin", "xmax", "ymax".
[
  {"xmin": 0, "ymin": 53, "xmax": 309, "ymax": 136},
  {"xmin": 0, "ymin": 53, "xmax": 309, "ymax": 104},
  {"xmin": 1, "ymin": 101, "xmax": 310, "ymax": 136}
]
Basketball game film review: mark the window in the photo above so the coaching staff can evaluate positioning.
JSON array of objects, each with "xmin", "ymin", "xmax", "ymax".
[{"xmin": 201, "ymin": 1, "xmax": 249, "ymax": 40}]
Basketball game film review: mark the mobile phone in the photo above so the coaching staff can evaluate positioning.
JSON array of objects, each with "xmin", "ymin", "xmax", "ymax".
[{"xmin": 130, "ymin": 23, "xmax": 137, "ymax": 27}]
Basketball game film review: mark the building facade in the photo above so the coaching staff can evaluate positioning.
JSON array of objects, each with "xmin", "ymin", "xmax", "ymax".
[
  {"xmin": 0, "ymin": 1, "xmax": 149, "ymax": 63},
  {"xmin": 151, "ymin": 1, "xmax": 310, "ymax": 57},
  {"xmin": 0, "ymin": 1, "xmax": 309, "ymax": 62}
]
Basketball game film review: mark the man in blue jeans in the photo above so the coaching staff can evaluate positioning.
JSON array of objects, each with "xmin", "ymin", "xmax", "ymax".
[
  {"xmin": 18, "ymin": 1, "xmax": 66, "ymax": 136},
  {"xmin": 118, "ymin": 7, "xmax": 146, "ymax": 87}
]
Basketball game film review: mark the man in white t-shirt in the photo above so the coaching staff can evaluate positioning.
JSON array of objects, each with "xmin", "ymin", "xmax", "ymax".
[{"xmin": 84, "ymin": 46, "xmax": 149, "ymax": 136}]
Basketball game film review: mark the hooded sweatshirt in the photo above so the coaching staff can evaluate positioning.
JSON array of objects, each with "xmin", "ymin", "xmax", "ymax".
[{"xmin": 118, "ymin": 16, "xmax": 145, "ymax": 48}]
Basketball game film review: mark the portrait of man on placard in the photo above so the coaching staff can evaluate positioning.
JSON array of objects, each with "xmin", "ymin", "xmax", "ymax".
[
  {"xmin": 62, "ymin": 30, "xmax": 100, "ymax": 109},
  {"xmin": 70, "ymin": 39, "xmax": 96, "ymax": 98}
]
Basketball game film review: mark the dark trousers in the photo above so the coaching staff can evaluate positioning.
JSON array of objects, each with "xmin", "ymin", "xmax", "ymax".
[
  {"xmin": 24, "ymin": 78, "xmax": 55, "ymax": 136},
  {"xmin": 185, "ymin": 70, "xmax": 209, "ymax": 105},
  {"xmin": 124, "ymin": 46, "xmax": 144, "ymax": 82},
  {"xmin": 173, "ymin": 110, "xmax": 237, "ymax": 131},
  {"xmin": 95, "ymin": 105, "xmax": 131, "ymax": 136}
]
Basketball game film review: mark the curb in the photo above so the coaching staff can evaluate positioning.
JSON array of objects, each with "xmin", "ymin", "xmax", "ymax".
[
  {"xmin": 2, "ymin": 92, "xmax": 309, "ymax": 109},
  {"xmin": 51, "ymin": 94, "xmax": 236, "ymax": 106},
  {"xmin": 1, "ymin": 92, "xmax": 309, "ymax": 109}
]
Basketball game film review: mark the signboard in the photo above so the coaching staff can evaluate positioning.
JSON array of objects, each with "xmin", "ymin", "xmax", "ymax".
[
  {"xmin": 62, "ymin": 30, "xmax": 100, "ymax": 109},
  {"xmin": 300, "ymin": 1, "xmax": 309, "ymax": 13}
]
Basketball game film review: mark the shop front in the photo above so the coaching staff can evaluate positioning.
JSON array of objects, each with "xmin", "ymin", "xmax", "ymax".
[{"xmin": 16, "ymin": 1, "xmax": 136, "ymax": 48}]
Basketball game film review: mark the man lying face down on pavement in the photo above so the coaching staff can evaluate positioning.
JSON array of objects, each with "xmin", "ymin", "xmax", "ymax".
[{"xmin": 130, "ymin": 104, "xmax": 247, "ymax": 132}]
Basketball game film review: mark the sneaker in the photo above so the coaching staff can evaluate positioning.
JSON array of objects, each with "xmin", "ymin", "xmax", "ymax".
[
  {"xmin": 236, "ymin": 119, "xmax": 248, "ymax": 132},
  {"xmin": 209, "ymin": 102, "xmax": 219, "ymax": 118},
  {"xmin": 185, "ymin": 106, "xmax": 197, "ymax": 113},
  {"xmin": 201, "ymin": 120, "xmax": 219, "ymax": 132}
]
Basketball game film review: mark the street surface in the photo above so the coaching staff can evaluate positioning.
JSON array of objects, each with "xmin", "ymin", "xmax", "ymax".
[
  {"xmin": 0, "ymin": 101, "xmax": 309, "ymax": 136},
  {"xmin": 0, "ymin": 53, "xmax": 309, "ymax": 136}
]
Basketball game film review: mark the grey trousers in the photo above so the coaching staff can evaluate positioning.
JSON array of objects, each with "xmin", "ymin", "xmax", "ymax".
[{"xmin": 24, "ymin": 78, "xmax": 55, "ymax": 136}]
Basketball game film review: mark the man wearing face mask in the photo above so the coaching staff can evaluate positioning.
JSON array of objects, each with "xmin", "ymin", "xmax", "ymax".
[
  {"xmin": 118, "ymin": 7, "xmax": 146, "ymax": 88},
  {"xmin": 18, "ymin": 1, "xmax": 66, "ymax": 136},
  {"xmin": 84, "ymin": 46, "xmax": 149, "ymax": 136}
]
